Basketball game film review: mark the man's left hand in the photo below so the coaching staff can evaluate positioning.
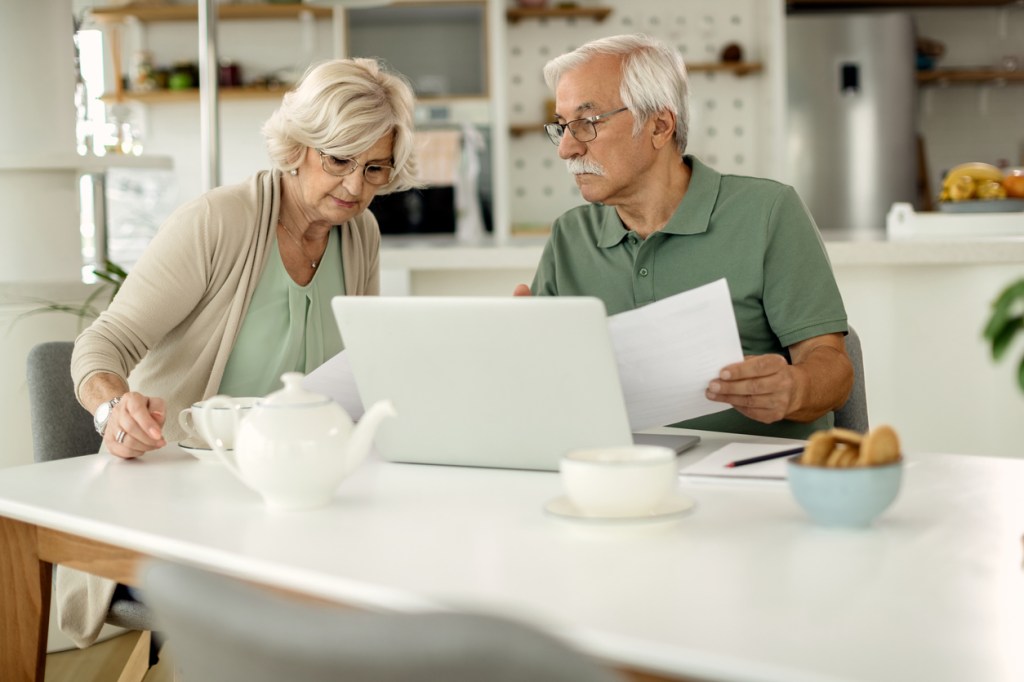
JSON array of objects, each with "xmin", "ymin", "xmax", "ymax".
[
  {"xmin": 705, "ymin": 354, "xmax": 795, "ymax": 424},
  {"xmin": 705, "ymin": 334, "xmax": 852, "ymax": 424}
]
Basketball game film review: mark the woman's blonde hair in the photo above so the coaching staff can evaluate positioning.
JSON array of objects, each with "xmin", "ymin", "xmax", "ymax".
[{"xmin": 262, "ymin": 58, "xmax": 419, "ymax": 194}]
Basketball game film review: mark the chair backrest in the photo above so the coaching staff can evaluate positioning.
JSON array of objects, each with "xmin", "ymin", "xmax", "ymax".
[
  {"xmin": 26, "ymin": 341, "xmax": 102, "ymax": 462},
  {"xmin": 142, "ymin": 561, "xmax": 624, "ymax": 682},
  {"xmin": 834, "ymin": 326, "xmax": 869, "ymax": 432}
]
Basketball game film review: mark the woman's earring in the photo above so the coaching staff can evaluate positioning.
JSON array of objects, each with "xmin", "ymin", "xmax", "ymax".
[{"xmin": 289, "ymin": 169, "xmax": 298, "ymax": 176}]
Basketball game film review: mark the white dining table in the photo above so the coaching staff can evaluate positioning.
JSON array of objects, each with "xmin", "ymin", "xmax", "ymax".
[{"xmin": 1, "ymin": 428, "xmax": 1022, "ymax": 682}]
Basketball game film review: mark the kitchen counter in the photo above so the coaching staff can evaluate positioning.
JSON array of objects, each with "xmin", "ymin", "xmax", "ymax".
[{"xmin": 381, "ymin": 231, "xmax": 1024, "ymax": 271}]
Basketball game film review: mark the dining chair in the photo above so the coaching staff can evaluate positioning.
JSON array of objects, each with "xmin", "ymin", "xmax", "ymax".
[
  {"xmin": 25, "ymin": 341, "xmax": 159, "ymax": 681},
  {"xmin": 834, "ymin": 326, "xmax": 869, "ymax": 432},
  {"xmin": 142, "ymin": 559, "xmax": 625, "ymax": 682}
]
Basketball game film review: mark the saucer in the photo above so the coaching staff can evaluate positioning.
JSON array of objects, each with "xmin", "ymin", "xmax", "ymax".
[
  {"xmin": 543, "ymin": 494, "xmax": 695, "ymax": 523},
  {"xmin": 177, "ymin": 440, "xmax": 228, "ymax": 463}
]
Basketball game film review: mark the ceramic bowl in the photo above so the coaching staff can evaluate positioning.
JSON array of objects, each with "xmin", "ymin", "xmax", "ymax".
[
  {"xmin": 560, "ymin": 445, "xmax": 677, "ymax": 517},
  {"xmin": 787, "ymin": 455, "xmax": 903, "ymax": 527}
]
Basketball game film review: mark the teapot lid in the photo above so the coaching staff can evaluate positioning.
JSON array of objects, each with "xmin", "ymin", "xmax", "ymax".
[{"xmin": 261, "ymin": 372, "xmax": 330, "ymax": 408}]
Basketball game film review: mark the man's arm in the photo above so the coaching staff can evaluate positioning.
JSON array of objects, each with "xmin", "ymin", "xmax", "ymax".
[{"xmin": 705, "ymin": 332, "xmax": 853, "ymax": 424}]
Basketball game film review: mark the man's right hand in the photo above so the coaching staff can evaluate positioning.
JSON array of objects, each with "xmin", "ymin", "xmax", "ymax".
[{"xmin": 513, "ymin": 284, "xmax": 532, "ymax": 297}]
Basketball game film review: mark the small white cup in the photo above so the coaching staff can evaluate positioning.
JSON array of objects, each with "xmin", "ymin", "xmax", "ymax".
[
  {"xmin": 178, "ymin": 397, "xmax": 259, "ymax": 450},
  {"xmin": 560, "ymin": 445, "xmax": 678, "ymax": 517}
]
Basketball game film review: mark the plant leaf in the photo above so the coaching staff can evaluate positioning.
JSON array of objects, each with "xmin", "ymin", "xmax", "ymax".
[
  {"xmin": 1018, "ymin": 354, "xmax": 1024, "ymax": 394},
  {"xmin": 991, "ymin": 316, "xmax": 1024, "ymax": 360},
  {"xmin": 983, "ymin": 279, "xmax": 1024, "ymax": 340}
]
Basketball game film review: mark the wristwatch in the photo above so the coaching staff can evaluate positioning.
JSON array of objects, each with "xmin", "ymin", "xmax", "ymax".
[{"xmin": 93, "ymin": 396, "xmax": 123, "ymax": 437}]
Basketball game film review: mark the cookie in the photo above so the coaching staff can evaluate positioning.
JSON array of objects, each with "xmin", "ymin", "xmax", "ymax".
[
  {"xmin": 802, "ymin": 431, "xmax": 836, "ymax": 466},
  {"xmin": 825, "ymin": 444, "xmax": 859, "ymax": 468},
  {"xmin": 859, "ymin": 424, "xmax": 901, "ymax": 466},
  {"xmin": 829, "ymin": 428, "xmax": 864, "ymax": 446}
]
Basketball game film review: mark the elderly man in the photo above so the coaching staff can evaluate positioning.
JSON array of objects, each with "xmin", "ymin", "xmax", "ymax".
[{"xmin": 515, "ymin": 33, "xmax": 852, "ymax": 439}]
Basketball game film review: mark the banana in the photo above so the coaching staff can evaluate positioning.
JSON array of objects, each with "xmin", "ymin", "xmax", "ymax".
[
  {"xmin": 947, "ymin": 175, "xmax": 976, "ymax": 201},
  {"xmin": 942, "ymin": 162, "xmax": 1004, "ymax": 191},
  {"xmin": 976, "ymin": 180, "xmax": 1007, "ymax": 200}
]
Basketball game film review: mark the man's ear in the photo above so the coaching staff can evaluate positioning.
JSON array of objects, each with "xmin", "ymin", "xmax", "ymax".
[{"xmin": 650, "ymin": 109, "xmax": 677, "ymax": 150}]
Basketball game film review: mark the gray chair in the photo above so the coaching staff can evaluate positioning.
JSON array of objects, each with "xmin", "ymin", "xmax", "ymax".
[
  {"xmin": 834, "ymin": 327, "xmax": 869, "ymax": 432},
  {"xmin": 142, "ymin": 560, "xmax": 624, "ymax": 682},
  {"xmin": 25, "ymin": 341, "xmax": 158, "ymax": 679}
]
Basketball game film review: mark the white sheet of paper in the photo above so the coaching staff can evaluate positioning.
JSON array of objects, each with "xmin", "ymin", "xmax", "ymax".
[
  {"xmin": 608, "ymin": 278, "xmax": 743, "ymax": 431},
  {"xmin": 680, "ymin": 443, "xmax": 799, "ymax": 480},
  {"xmin": 301, "ymin": 350, "xmax": 365, "ymax": 421}
]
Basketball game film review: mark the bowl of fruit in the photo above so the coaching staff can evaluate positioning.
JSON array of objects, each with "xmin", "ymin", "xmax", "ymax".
[{"xmin": 937, "ymin": 162, "xmax": 1024, "ymax": 213}]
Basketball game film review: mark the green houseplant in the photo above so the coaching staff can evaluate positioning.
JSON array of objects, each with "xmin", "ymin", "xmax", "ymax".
[
  {"xmin": 14, "ymin": 261, "xmax": 127, "ymax": 333},
  {"xmin": 983, "ymin": 278, "xmax": 1024, "ymax": 392}
]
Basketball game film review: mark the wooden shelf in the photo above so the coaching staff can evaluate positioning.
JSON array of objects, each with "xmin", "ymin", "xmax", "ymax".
[
  {"xmin": 506, "ymin": 6, "xmax": 612, "ymax": 24},
  {"xmin": 688, "ymin": 61, "xmax": 764, "ymax": 76},
  {"xmin": 101, "ymin": 84, "xmax": 292, "ymax": 104},
  {"xmin": 89, "ymin": 2, "xmax": 332, "ymax": 24},
  {"xmin": 788, "ymin": 0, "xmax": 1018, "ymax": 8},
  {"xmin": 917, "ymin": 69, "xmax": 1024, "ymax": 85}
]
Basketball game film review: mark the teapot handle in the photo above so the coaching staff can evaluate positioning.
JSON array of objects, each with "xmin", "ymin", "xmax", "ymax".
[{"xmin": 193, "ymin": 395, "xmax": 245, "ymax": 481}]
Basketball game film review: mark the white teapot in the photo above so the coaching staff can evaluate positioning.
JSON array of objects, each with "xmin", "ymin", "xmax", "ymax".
[{"xmin": 196, "ymin": 372, "xmax": 395, "ymax": 511}]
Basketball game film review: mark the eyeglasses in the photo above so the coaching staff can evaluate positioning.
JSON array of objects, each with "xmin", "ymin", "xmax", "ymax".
[
  {"xmin": 317, "ymin": 150, "xmax": 395, "ymax": 186},
  {"xmin": 543, "ymin": 107, "xmax": 629, "ymax": 146}
]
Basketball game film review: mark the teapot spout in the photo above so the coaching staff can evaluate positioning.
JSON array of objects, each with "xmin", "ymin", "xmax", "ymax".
[{"xmin": 346, "ymin": 400, "xmax": 396, "ymax": 471}]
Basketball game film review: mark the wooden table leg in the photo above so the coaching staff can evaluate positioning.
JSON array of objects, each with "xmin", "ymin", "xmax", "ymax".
[{"xmin": 0, "ymin": 517, "xmax": 51, "ymax": 682}]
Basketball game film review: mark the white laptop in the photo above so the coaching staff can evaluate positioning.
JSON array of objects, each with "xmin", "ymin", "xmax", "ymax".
[{"xmin": 331, "ymin": 296, "xmax": 698, "ymax": 471}]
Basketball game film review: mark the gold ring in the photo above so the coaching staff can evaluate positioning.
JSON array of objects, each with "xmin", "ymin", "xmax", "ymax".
[{"xmin": 115, "ymin": 429, "xmax": 126, "ymax": 444}]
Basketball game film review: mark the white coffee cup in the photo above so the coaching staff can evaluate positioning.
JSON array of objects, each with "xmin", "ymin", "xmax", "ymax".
[
  {"xmin": 560, "ymin": 445, "xmax": 677, "ymax": 517},
  {"xmin": 178, "ymin": 397, "xmax": 260, "ymax": 450}
]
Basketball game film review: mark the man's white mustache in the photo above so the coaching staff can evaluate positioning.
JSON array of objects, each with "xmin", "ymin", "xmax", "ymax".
[{"xmin": 566, "ymin": 158, "xmax": 605, "ymax": 176}]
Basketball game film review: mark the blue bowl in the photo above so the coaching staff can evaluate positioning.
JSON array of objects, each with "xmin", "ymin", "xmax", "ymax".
[{"xmin": 787, "ymin": 455, "xmax": 902, "ymax": 527}]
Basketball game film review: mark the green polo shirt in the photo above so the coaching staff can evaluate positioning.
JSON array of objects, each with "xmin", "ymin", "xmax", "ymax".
[{"xmin": 531, "ymin": 156, "xmax": 847, "ymax": 439}]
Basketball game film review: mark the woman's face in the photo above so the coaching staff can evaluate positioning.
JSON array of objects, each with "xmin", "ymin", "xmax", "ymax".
[{"xmin": 292, "ymin": 131, "xmax": 395, "ymax": 226}]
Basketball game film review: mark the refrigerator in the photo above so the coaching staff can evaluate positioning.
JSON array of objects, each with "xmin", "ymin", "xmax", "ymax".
[{"xmin": 786, "ymin": 12, "xmax": 918, "ymax": 234}]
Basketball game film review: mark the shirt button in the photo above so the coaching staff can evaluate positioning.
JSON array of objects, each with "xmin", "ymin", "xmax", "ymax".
[{"xmin": 639, "ymin": 267, "xmax": 649, "ymax": 277}]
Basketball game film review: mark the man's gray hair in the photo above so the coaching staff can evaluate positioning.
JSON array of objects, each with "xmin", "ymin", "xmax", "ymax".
[
  {"xmin": 262, "ymin": 58, "xmax": 419, "ymax": 194},
  {"xmin": 543, "ymin": 34, "xmax": 689, "ymax": 156}
]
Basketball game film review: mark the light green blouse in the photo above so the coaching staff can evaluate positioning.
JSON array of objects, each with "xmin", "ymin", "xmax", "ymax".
[{"xmin": 219, "ymin": 229, "xmax": 345, "ymax": 397}]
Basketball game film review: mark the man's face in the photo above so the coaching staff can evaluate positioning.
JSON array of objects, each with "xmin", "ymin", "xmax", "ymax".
[{"xmin": 553, "ymin": 54, "xmax": 654, "ymax": 207}]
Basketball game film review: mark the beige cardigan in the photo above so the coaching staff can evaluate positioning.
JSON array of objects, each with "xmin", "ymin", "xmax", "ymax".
[{"xmin": 60, "ymin": 170, "xmax": 380, "ymax": 648}]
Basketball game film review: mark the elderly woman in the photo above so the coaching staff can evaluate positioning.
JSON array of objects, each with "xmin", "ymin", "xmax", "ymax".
[
  {"xmin": 73, "ymin": 58, "xmax": 417, "ymax": 461},
  {"xmin": 60, "ymin": 58, "xmax": 418, "ymax": 648}
]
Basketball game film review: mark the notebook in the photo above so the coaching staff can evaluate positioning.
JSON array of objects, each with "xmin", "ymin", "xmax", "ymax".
[{"xmin": 331, "ymin": 296, "xmax": 698, "ymax": 471}]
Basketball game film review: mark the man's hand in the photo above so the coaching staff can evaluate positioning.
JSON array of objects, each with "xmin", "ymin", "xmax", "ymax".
[
  {"xmin": 705, "ymin": 354, "xmax": 796, "ymax": 423},
  {"xmin": 705, "ymin": 334, "xmax": 852, "ymax": 424},
  {"xmin": 513, "ymin": 284, "xmax": 532, "ymax": 297}
]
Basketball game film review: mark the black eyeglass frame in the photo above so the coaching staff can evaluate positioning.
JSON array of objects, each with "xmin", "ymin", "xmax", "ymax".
[
  {"xmin": 543, "ymin": 106, "xmax": 629, "ymax": 146},
  {"xmin": 316, "ymin": 150, "xmax": 396, "ymax": 186}
]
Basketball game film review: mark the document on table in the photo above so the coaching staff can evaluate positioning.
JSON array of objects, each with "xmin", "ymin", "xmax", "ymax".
[
  {"xmin": 609, "ymin": 278, "xmax": 743, "ymax": 431},
  {"xmin": 680, "ymin": 443, "xmax": 798, "ymax": 480},
  {"xmin": 302, "ymin": 350, "xmax": 365, "ymax": 421}
]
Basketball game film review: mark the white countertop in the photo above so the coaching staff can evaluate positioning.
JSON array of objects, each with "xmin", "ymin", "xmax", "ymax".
[{"xmin": 380, "ymin": 231, "xmax": 1024, "ymax": 271}]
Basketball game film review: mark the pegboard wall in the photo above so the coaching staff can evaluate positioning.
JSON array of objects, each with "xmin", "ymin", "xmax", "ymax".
[{"xmin": 506, "ymin": 0, "xmax": 780, "ymax": 228}]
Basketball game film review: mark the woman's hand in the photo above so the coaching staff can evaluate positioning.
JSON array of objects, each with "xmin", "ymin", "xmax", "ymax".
[{"xmin": 103, "ymin": 391, "xmax": 167, "ymax": 459}]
